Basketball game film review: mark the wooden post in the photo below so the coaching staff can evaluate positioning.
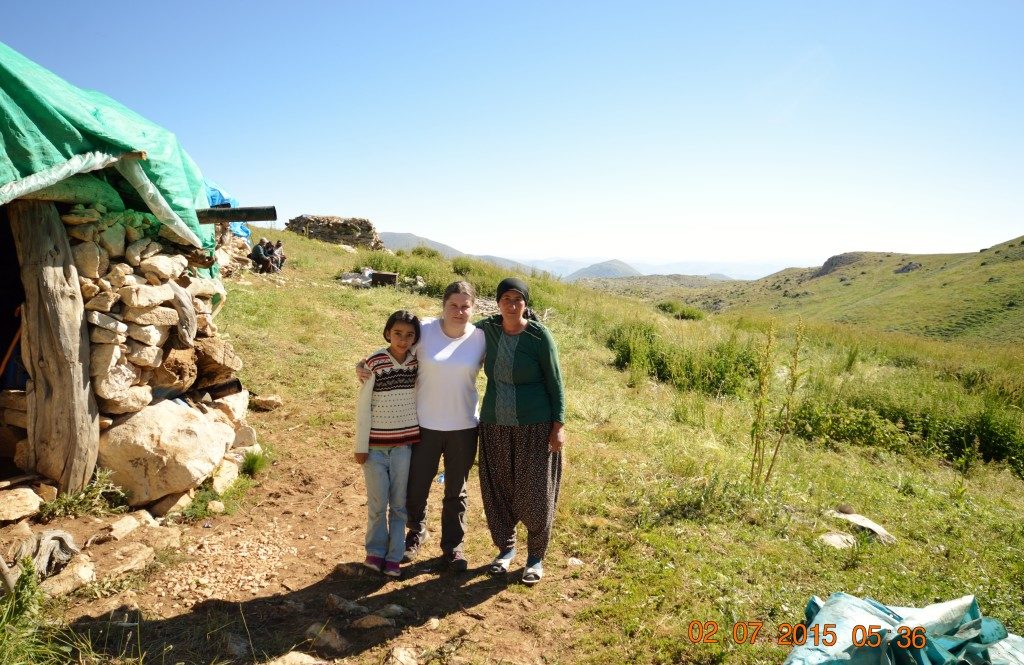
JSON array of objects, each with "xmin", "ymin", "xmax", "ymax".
[{"xmin": 7, "ymin": 200, "xmax": 98, "ymax": 493}]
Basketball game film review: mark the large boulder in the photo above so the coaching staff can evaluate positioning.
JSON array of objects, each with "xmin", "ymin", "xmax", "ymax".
[{"xmin": 99, "ymin": 400, "xmax": 234, "ymax": 506}]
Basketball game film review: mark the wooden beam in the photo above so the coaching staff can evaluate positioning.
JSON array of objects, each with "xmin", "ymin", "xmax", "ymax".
[
  {"xmin": 195, "ymin": 206, "xmax": 277, "ymax": 224},
  {"xmin": 8, "ymin": 200, "xmax": 99, "ymax": 493}
]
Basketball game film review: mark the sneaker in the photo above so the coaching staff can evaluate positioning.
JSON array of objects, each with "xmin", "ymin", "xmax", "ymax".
[
  {"xmin": 403, "ymin": 531, "xmax": 427, "ymax": 563},
  {"xmin": 448, "ymin": 551, "xmax": 468, "ymax": 574},
  {"xmin": 383, "ymin": 561, "xmax": 402, "ymax": 578},
  {"xmin": 363, "ymin": 555, "xmax": 385, "ymax": 573}
]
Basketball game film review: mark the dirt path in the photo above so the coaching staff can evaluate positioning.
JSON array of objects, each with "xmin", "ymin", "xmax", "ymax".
[{"xmin": 63, "ymin": 409, "xmax": 586, "ymax": 664}]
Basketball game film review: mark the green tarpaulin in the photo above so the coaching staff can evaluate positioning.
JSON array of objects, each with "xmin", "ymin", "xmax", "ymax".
[{"xmin": 0, "ymin": 41, "xmax": 213, "ymax": 251}]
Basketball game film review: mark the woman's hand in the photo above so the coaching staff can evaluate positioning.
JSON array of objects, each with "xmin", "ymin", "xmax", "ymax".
[
  {"xmin": 355, "ymin": 360, "xmax": 370, "ymax": 383},
  {"xmin": 548, "ymin": 422, "xmax": 566, "ymax": 453},
  {"xmin": 354, "ymin": 452, "xmax": 368, "ymax": 465}
]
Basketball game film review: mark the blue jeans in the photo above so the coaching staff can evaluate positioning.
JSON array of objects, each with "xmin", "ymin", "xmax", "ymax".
[{"xmin": 363, "ymin": 445, "xmax": 412, "ymax": 563}]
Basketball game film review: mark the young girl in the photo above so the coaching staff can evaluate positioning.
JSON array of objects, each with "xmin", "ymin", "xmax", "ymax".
[{"xmin": 354, "ymin": 310, "xmax": 421, "ymax": 577}]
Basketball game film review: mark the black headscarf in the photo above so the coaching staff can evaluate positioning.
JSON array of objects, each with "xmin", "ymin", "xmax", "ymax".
[{"xmin": 496, "ymin": 277, "xmax": 538, "ymax": 321}]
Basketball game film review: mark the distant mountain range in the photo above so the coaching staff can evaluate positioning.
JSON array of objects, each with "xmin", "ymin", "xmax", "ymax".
[
  {"xmin": 565, "ymin": 259, "xmax": 642, "ymax": 281},
  {"xmin": 377, "ymin": 232, "xmax": 744, "ymax": 281}
]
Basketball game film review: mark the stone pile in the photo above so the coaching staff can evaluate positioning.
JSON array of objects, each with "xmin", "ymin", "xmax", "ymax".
[
  {"xmin": 3, "ymin": 202, "xmax": 261, "ymax": 512},
  {"xmin": 215, "ymin": 232, "xmax": 256, "ymax": 277},
  {"xmin": 286, "ymin": 215, "xmax": 385, "ymax": 250}
]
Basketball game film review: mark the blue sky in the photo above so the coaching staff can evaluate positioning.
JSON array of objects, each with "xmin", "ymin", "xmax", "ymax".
[{"xmin": 4, "ymin": 2, "xmax": 1022, "ymax": 274}]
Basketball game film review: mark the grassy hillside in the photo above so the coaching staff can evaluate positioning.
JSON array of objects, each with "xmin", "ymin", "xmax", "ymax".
[
  {"xmin": 18, "ymin": 231, "xmax": 1020, "ymax": 664},
  {"xmin": 593, "ymin": 235, "xmax": 1024, "ymax": 344},
  {"xmin": 223, "ymin": 231, "xmax": 1023, "ymax": 662},
  {"xmin": 566, "ymin": 259, "xmax": 642, "ymax": 281}
]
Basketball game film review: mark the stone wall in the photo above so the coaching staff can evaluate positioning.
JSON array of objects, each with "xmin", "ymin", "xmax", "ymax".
[{"xmin": 285, "ymin": 215, "xmax": 385, "ymax": 250}]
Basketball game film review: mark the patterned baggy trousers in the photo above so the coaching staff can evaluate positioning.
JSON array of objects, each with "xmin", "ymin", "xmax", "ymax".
[{"xmin": 478, "ymin": 422, "xmax": 562, "ymax": 559}]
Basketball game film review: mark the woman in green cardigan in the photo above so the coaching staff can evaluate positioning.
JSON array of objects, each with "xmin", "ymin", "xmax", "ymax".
[{"xmin": 476, "ymin": 277, "xmax": 566, "ymax": 586}]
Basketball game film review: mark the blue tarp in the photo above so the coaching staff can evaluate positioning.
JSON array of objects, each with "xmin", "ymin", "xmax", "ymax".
[
  {"xmin": 204, "ymin": 179, "xmax": 251, "ymax": 240},
  {"xmin": 785, "ymin": 592, "xmax": 1024, "ymax": 665}
]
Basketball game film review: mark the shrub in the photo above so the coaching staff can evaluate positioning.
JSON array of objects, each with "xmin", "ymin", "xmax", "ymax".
[
  {"xmin": 38, "ymin": 468, "xmax": 128, "ymax": 522},
  {"xmin": 410, "ymin": 245, "xmax": 443, "ymax": 259},
  {"xmin": 656, "ymin": 300, "xmax": 705, "ymax": 321},
  {"xmin": 241, "ymin": 449, "xmax": 272, "ymax": 477}
]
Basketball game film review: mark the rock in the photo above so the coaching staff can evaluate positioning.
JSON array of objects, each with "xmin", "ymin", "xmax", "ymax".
[
  {"xmin": 122, "ymin": 305, "xmax": 179, "ymax": 327},
  {"xmin": 196, "ymin": 313, "xmax": 217, "ymax": 337},
  {"xmin": 140, "ymin": 254, "xmax": 188, "ymax": 281},
  {"xmin": 119, "ymin": 283, "xmax": 173, "ymax": 309},
  {"xmin": 125, "ymin": 340, "xmax": 163, "ymax": 368},
  {"xmin": 98, "ymin": 400, "xmax": 232, "ymax": 506},
  {"xmin": 124, "ymin": 224, "xmax": 144, "ymax": 243},
  {"xmin": 139, "ymin": 241, "xmax": 162, "ymax": 261},
  {"xmin": 108, "ymin": 270, "xmax": 148, "ymax": 289},
  {"xmin": 80, "ymin": 277, "xmax": 100, "ymax": 299},
  {"xmin": 818, "ymin": 532, "xmax": 857, "ymax": 550},
  {"xmin": 385, "ymin": 647, "xmax": 420, "ymax": 665},
  {"xmin": 567, "ymin": 557, "xmax": 584, "ymax": 566},
  {"xmin": 126, "ymin": 323, "xmax": 171, "ymax": 347},
  {"xmin": 427, "ymin": 617, "xmax": 441, "ymax": 630},
  {"xmin": 151, "ymin": 348, "xmax": 197, "ymax": 396},
  {"xmin": 193, "ymin": 337, "xmax": 243, "ymax": 390},
  {"xmin": 84, "ymin": 291, "xmax": 120, "ymax": 312},
  {"xmin": 250, "ymin": 394, "xmax": 283, "ymax": 412},
  {"xmin": 13, "ymin": 438, "xmax": 29, "ymax": 471},
  {"xmin": 93, "ymin": 362, "xmax": 140, "ymax": 401},
  {"xmin": 97, "ymin": 385, "xmax": 152, "ymax": 415},
  {"xmin": 98, "ymin": 223, "xmax": 126, "ymax": 258},
  {"xmin": 207, "ymin": 500, "xmax": 226, "ymax": 514},
  {"xmin": 375, "ymin": 604, "xmax": 408, "ymax": 619},
  {"xmin": 40, "ymin": 554, "xmax": 95, "ymax": 597},
  {"xmin": 228, "ymin": 444, "xmax": 263, "ymax": 464},
  {"xmin": 130, "ymin": 509, "xmax": 158, "ymax": 527},
  {"xmin": 264, "ymin": 651, "xmax": 330, "ymax": 665},
  {"xmin": 135, "ymin": 525, "xmax": 181, "ymax": 550},
  {"xmin": 326, "ymin": 594, "xmax": 369, "ymax": 616},
  {"xmin": 223, "ymin": 632, "xmax": 250, "ymax": 660},
  {"xmin": 895, "ymin": 262, "xmax": 922, "ymax": 274},
  {"xmin": 104, "ymin": 542, "xmax": 155, "ymax": 578},
  {"xmin": 86, "ymin": 310, "xmax": 128, "ymax": 333},
  {"xmin": 0, "ymin": 488, "xmax": 44, "ymax": 522},
  {"xmin": 34, "ymin": 483, "xmax": 58, "ymax": 503},
  {"xmin": 67, "ymin": 222, "xmax": 98, "ymax": 242},
  {"xmin": 232, "ymin": 425, "xmax": 258, "ymax": 449},
  {"xmin": 149, "ymin": 490, "xmax": 193, "ymax": 517},
  {"xmin": 71, "ymin": 241, "xmax": 103, "ymax": 278},
  {"xmin": 96, "ymin": 276, "xmax": 113, "ymax": 293},
  {"xmin": 106, "ymin": 514, "xmax": 142, "ymax": 541},
  {"xmin": 89, "ymin": 344, "xmax": 123, "ymax": 376},
  {"xmin": 350, "ymin": 614, "xmax": 395, "ymax": 629},
  {"xmin": 192, "ymin": 296, "xmax": 213, "ymax": 314},
  {"xmin": 213, "ymin": 390, "xmax": 249, "ymax": 426},
  {"xmin": 185, "ymin": 277, "xmax": 226, "ymax": 298},
  {"xmin": 304, "ymin": 623, "xmax": 350, "ymax": 654},
  {"xmin": 211, "ymin": 461, "xmax": 239, "ymax": 495},
  {"xmin": 90, "ymin": 326, "xmax": 127, "ymax": 345},
  {"xmin": 825, "ymin": 510, "xmax": 896, "ymax": 545},
  {"xmin": 125, "ymin": 238, "xmax": 150, "ymax": 267}
]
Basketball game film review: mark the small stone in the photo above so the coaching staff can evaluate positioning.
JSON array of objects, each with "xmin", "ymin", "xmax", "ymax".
[
  {"xmin": 567, "ymin": 557, "xmax": 584, "ymax": 566},
  {"xmin": 122, "ymin": 305, "xmax": 179, "ymax": 327},
  {"xmin": 119, "ymin": 283, "xmax": 173, "ymax": 309},
  {"xmin": 385, "ymin": 647, "xmax": 419, "ymax": 665},
  {"xmin": 97, "ymin": 385, "xmax": 152, "ymax": 415},
  {"xmin": 84, "ymin": 291, "xmax": 120, "ymax": 312},
  {"xmin": 67, "ymin": 223, "xmax": 98, "ymax": 242},
  {"xmin": 263, "ymin": 653, "xmax": 330, "ymax": 665},
  {"xmin": 304, "ymin": 623, "xmax": 350, "ymax": 654},
  {"xmin": 149, "ymin": 491, "xmax": 193, "ymax": 517},
  {"xmin": 427, "ymin": 617, "xmax": 440, "ymax": 630},
  {"xmin": 98, "ymin": 223, "xmax": 126, "ymax": 258},
  {"xmin": 350, "ymin": 614, "xmax": 395, "ymax": 629},
  {"xmin": 207, "ymin": 500, "xmax": 226, "ymax": 514},
  {"xmin": 79, "ymin": 277, "xmax": 100, "ymax": 299},
  {"xmin": 34, "ymin": 483, "xmax": 58, "ymax": 503},
  {"xmin": 818, "ymin": 531, "xmax": 857, "ymax": 550},
  {"xmin": 71, "ymin": 241, "xmax": 103, "ymax": 278},
  {"xmin": 233, "ymin": 425, "xmax": 258, "ymax": 449},
  {"xmin": 140, "ymin": 254, "xmax": 188, "ymax": 281},
  {"xmin": 93, "ymin": 362, "xmax": 140, "ymax": 401},
  {"xmin": 125, "ymin": 238, "xmax": 150, "ymax": 266},
  {"xmin": 89, "ymin": 344, "xmax": 123, "ymax": 376},
  {"xmin": 104, "ymin": 542, "xmax": 155, "ymax": 578},
  {"xmin": 212, "ymin": 461, "xmax": 239, "ymax": 495},
  {"xmin": 125, "ymin": 340, "xmax": 163, "ymax": 368},
  {"xmin": 90, "ymin": 327, "xmax": 127, "ymax": 345},
  {"xmin": 126, "ymin": 323, "xmax": 171, "ymax": 347},
  {"xmin": 106, "ymin": 514, "xmax": 142, "ymax": 541},
  {"xmin": 250, "ymin": 394, "xmax": 283, "ymax": 411},
  {"xmin": 0, "ymin": 488, "xmax": 44, "ymax": 522},
  {"xmin": 375, "ymin": 604, "xmax": 408, "ymax": 619},
  {"xmin": 326, "ymin": 594, "xmax": 369, "ymax": 616},
  {"xmin": 86, "ymin": 310, "xmax": 128, "ymax": 333}
]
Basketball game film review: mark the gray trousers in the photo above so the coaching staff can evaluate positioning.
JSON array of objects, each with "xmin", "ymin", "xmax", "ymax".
[{"xmin": 405, "ymin": 426, "xmax": 478, "ymax": 555}]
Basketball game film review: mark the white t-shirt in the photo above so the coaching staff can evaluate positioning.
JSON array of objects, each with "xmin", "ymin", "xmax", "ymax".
[{"xmin": 415, "ymin": 318, "xmax": 485, "ymax": 431}]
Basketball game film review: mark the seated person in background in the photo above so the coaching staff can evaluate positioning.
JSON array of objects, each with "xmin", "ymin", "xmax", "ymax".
[
  {"xmin": 250, "ymin": 237, "xmax": 274, "ymax": 273},
  {"xmin": 274, "ymin": 240, "xmax": 287, "ymax": 269}
]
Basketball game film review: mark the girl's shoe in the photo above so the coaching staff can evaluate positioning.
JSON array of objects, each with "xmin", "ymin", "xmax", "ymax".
[
  {"xmin": 383, "ymin": 561, "xmax": 402, "ymax": 578},
  {"xmin": 488, "ymin": 548, "xmax": 516, "ymax": 575},
  {"xmin": 363, "ymin": 555, "xmax": 385, "ymax": 573},
  {"xmin": 522, "ymin": 556, "xmax": 543, "ymax": 586}
]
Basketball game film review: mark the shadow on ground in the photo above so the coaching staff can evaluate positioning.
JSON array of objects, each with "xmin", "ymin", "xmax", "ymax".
[{"xmin": 69, "ymin": 556, "xmax": 513, "ymax": 663}]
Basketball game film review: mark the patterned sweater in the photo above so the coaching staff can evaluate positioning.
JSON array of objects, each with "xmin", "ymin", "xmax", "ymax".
[{"xmin": 354, "ymin": 348, "xmax": 419, "ymax": 453}]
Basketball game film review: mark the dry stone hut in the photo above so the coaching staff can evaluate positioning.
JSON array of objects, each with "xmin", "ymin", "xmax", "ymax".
[{"xmin": 0, "ymin": 42, "xmax": 256, "ymax": 510}]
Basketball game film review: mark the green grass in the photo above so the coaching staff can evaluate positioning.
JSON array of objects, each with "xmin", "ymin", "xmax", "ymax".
[
  {"xmin": 37, "ymin": 229, "xmax": 1018, "ymax": 664},
  {"xmin": 37, "ymin": 468, "xmax": 129, "ymax": 522}
]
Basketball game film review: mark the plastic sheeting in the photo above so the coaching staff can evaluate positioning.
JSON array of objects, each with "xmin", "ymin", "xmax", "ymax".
[
  {"xmin": 785, "ymin": 592, "xmax": 1024, "ymax": 665},
  {"xmin": 204, "ymin": 179, "xmax": 251, "ymax": 239},
  {"xmin": 0, "ymin": 42, "xmax": 212, "ymax": 250}
]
